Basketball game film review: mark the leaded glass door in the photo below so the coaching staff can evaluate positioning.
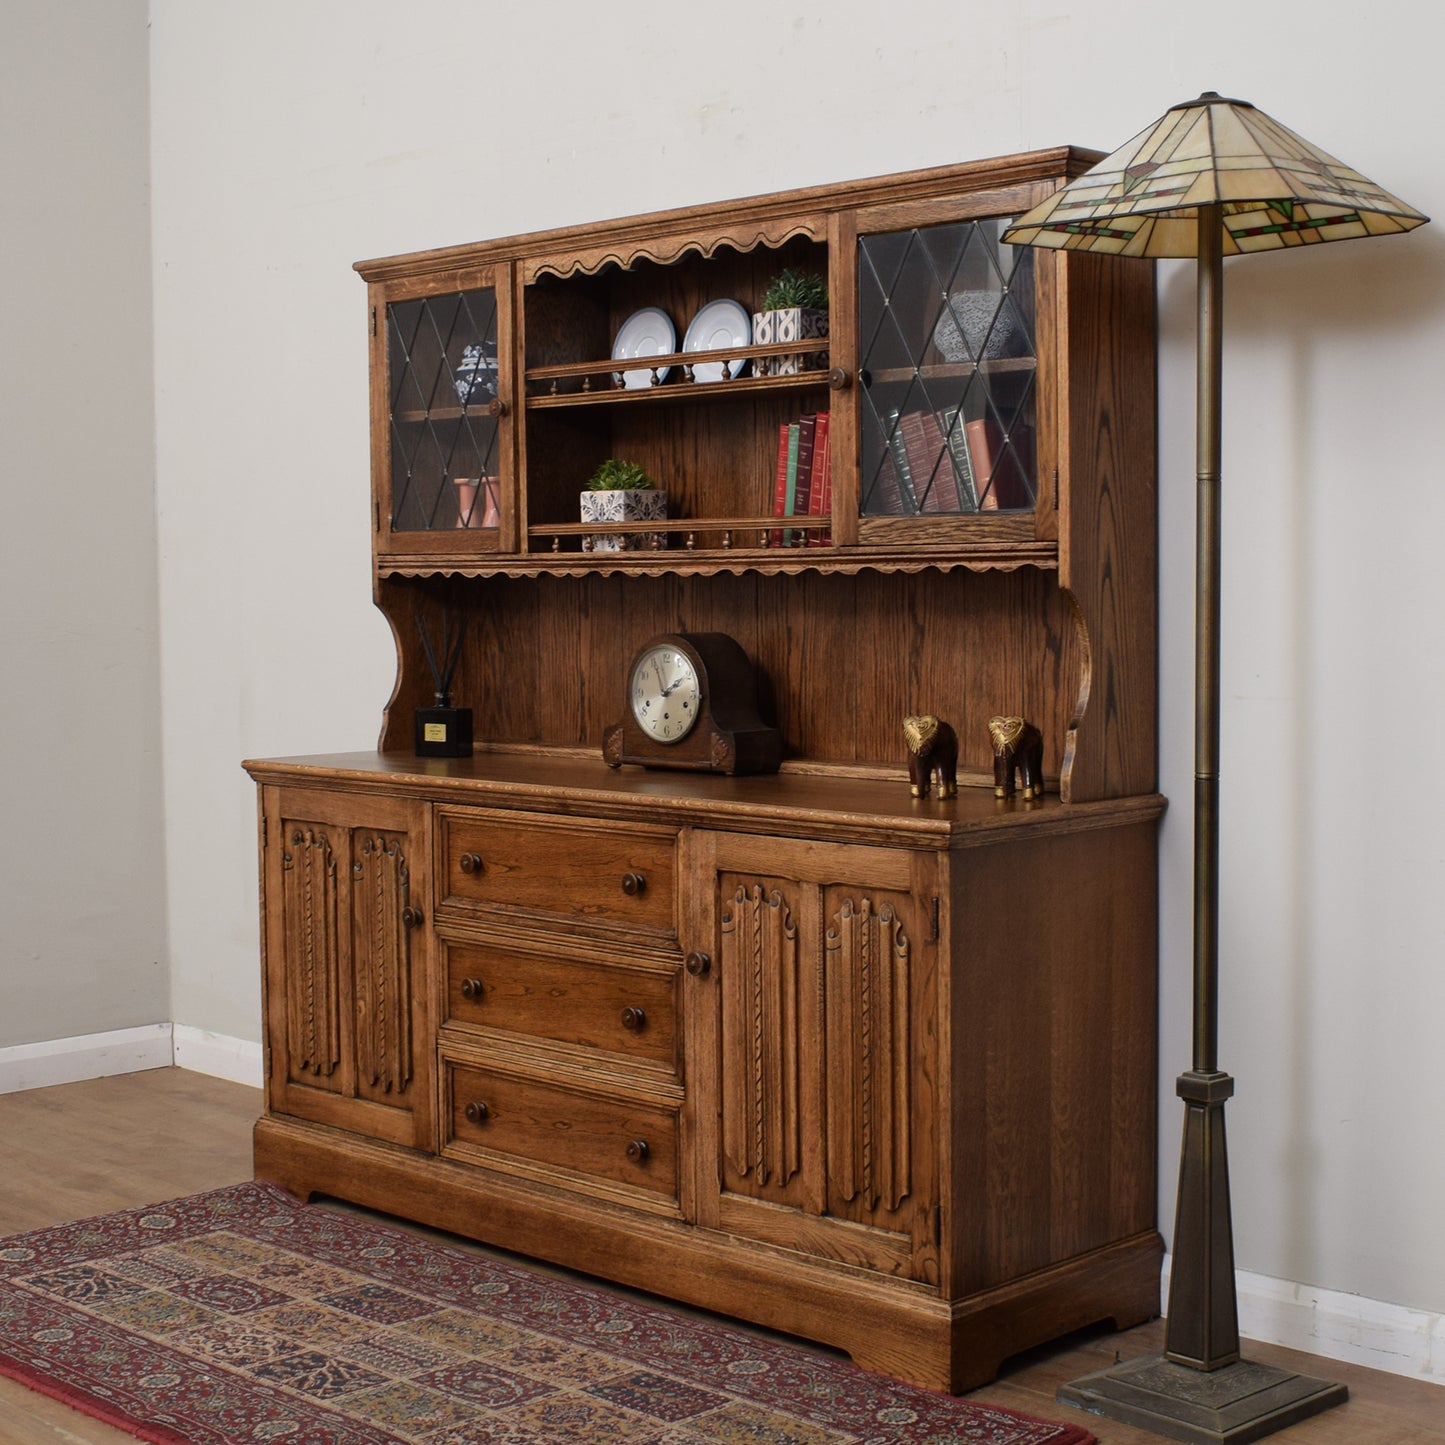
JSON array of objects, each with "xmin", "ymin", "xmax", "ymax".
[
  {"xmin": 854, "ymin": 215, "xmax": 1040, "ymax": 526},
  {"xmin": 372, "ymin": 267, "xmax": 514, "ymax": 559}
]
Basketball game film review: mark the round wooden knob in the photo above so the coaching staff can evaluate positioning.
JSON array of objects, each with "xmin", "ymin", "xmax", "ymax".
[
  {"xmin": 488, "ymin": 397, "xmax": 509, "ymax": 418},
  {"xmin": 459, "ymin": 853, "xmax": 483, "ymax": 875},
  {"xmin": 460, "ymin": 977, "xmax": 484, "ymax": 1001},
  {"xmin": 684, "ymin": 951, "xmax": 711, "ymax": 977},
  {"xmin": 827, "ymin": 367, "xmax": 851, "ymax": 391},
  {"xmin": 620, "ymin": 1006, "xmax": 646, "ymax": 1031},
  {"xmin": 401, "ymin": 906, "xmax": 423, "ymax": 928},
  {"xmin": 464, "ymin": 1101, "xmax": 490, "ymax": 1124},
  {"xmin": 626, "ymin": 1139, "xmax": 650, "ymax": 1163},
  {"xmin": 620, "ymin": 872, "xmax": 646, "ymax": 896}
]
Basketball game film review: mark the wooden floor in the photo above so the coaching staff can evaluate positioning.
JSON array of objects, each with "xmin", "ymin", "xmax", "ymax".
[{"xmin": 0, "ymin": 1069, "xmax": 1439, "ymax": 1444}]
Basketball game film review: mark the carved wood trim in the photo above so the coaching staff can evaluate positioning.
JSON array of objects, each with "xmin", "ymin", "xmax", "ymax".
[
  {"xmin": 352, "ymin": 833, "xmax": 413, "ymax": 1096},
  {"xmin": 720, "ymin": 883, "xmax": 801, "ymax": 1191},
  {"xmin": 281, "ymin": 827, "xmax": 341, "ymax": 1081},
  {"xmin": 825, "ymin": 897, "xmax": 911, "ymax": 1212},
  {"xmin": 525, "ymin": 217, "xmax": 827, "ymax": 283}
]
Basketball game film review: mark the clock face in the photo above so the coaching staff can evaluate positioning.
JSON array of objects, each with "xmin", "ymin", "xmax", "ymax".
[{"xmin": 629, "ymin": 643, "xmax": 701, "ymax": 744}]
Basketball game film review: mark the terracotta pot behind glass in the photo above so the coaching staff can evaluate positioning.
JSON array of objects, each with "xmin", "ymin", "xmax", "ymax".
[{"xmin": 454, "ymin": 476, "xmax": 500, "ymax": 528}]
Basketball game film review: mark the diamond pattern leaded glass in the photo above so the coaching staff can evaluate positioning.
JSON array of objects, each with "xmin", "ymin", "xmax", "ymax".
[
  {"xmin": 857, "ymin": 218, "xmax": 1036, "ymax": 516},
  {"xmin": 388, "ymin": 289, "xmax": 501, "ymax": 530},
  {"xmin": 1001, "ymin": 94, "xmax": 1428, "ymax": 258}
]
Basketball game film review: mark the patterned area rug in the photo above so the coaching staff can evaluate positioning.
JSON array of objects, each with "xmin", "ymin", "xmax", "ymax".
[{"xmin": 0, "ymin": 1181, "xmax": 1094, "ymax": 1444}]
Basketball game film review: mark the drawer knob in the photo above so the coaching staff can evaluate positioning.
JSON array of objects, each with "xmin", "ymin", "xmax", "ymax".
[
  {"xmin": 620, "ymin": 871, "xmax": 646, "ymax": 896},
  {"xmin": 620, "ymin": 1006, "xmax": 646, "ymax": 1032},
  {"xmin": 460, "ymin": 976, "xmax": 485, "ymax": 1001},
  {"xmin": 401, "ymin": 906, "xmax": 423, "ymax": 928},
  {"xmin": 464, "ymin": 1100, "xmax": 490, "ymax": 1124},
  {"xmin": 459, "ymin": 853, "xmax": 484, "ymax": 875},
  {"xmin": 684, "ymin": 950, "xmax": 711, "ymax": 977},
  {"xmin": 626, "ymin": 1138, "xmax": 650, "ymax": 1163}
]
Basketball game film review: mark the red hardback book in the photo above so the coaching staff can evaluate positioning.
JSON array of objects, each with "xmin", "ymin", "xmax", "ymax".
[
  {"xmin": 900, "ymin": 410, "xmax": 960, "ymax": 512},
  {"xmin": 770, "ymin": 422, "xmax": 792, "ymax": 546},
  {"xmin": 806, "ymin": 411, "xmax": 831, "ymax": 544},
  {"xmin": 966, "ymin": 418, "xmax": 1034, "ymax": 510}
]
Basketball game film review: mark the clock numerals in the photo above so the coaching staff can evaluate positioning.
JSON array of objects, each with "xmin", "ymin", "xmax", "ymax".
[{"xmin": 631, "ymin": 645, "xmax": 699, "ymax": 744}]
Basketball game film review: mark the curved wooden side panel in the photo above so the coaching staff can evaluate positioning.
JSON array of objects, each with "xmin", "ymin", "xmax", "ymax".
[{"xmin": 1057, "ymin": 251, "xmax": 1158, "ymax": 803}]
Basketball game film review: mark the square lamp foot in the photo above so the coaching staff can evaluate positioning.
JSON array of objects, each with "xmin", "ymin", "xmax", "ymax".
[{"xmin": 1057, "ymin": 1353, "xmax": 1347, "ymax": 1445}]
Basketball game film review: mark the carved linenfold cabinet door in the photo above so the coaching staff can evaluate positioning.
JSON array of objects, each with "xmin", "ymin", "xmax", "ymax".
[
  {"xmin": 260, "ymin": 786, "xmax": 433, "ymax": 1150},
  {"xmin": 694, "ymin": 832, "xmax": 939, "ymax": 1283}
]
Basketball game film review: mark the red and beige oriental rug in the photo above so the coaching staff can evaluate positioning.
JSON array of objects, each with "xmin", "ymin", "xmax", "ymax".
[{"xmin": 0, "ymin": 1181, "xmax": 1094, "ymax": 1444}]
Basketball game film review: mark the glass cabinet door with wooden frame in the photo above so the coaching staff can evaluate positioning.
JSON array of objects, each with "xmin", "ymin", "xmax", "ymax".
[
  {"xmin": 369, "ymin": 265, "xmax": 516, "ymax": 561},
  {"xmin": 840, "ymin": 194, "xmax": 1058, "ymax": 555}
]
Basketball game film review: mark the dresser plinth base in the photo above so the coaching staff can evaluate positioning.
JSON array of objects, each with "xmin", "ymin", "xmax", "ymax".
[{"xmin": 255, "ymin": 1113, "xmax": 1161, "ymax": 1395}]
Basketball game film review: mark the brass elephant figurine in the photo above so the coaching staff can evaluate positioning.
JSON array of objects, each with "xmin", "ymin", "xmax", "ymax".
[
  {"xmin": 989, "ymin": 715, "xmax": 1044, "ymax": 800},
  {"xmin": 903, "ymin": 715, "xmax": 958, "ymax": 799}
]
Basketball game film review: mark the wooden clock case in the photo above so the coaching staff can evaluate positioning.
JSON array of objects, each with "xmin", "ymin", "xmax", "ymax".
[{"xmin": 602, "ymin": 631, "xmax": 783, "ymax": 774}]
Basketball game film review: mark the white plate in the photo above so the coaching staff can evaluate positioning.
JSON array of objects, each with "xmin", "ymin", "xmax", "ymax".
[
  {"xmin": 682, "ymin": 299, "xmax": 752, "ymax": 384},
  {"xmin": 612, "ymin": 307, "xmax": 676, "ymax": 390}
]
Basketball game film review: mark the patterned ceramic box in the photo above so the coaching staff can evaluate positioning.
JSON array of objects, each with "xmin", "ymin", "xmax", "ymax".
[
  {"xmin": 579, "ymin": 488, "xmax": 669, "ymax": 552},
  {"xmin": 752, "ymin": 307, "xmax": 828, "ymax": 375}
]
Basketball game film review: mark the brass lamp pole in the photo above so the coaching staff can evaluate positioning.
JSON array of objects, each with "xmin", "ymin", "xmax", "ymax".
[{"xmin": 1002, "ymin": 94, "xmax": 1426, "ymax": 1445}]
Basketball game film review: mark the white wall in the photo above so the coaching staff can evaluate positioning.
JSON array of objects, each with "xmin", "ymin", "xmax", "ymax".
[
  {"xmin": 145, "ymin": 0, "xmax": 1445, "ymax": 1338},
  {"xmin": 0, "ymin": 0, "xmax": 167, "ymax": 1047}
]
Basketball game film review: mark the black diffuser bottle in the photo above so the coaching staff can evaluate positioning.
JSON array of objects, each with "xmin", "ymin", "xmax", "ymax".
[{"xmin": 413, "ymin": 610, "xmax": 473, "ymax": 758}]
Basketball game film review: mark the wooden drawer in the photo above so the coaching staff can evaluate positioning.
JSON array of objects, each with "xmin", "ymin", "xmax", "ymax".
[
  {"xmin": 444, "ymin": 1060, "xmax": 678, "ymax": 1199},
  {"xmin": 436, "ymin": 810, "xmax": 676, "ymax": 936},
  {"xmin": 444, "ymin": 937, "xmax": 677, "ymax": 1066}
]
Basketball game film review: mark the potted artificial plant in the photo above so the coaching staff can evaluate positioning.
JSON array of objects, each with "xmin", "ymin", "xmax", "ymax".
[
  {"xmin": 753, "ymin": 267, "xmax": 829, "ymax": 375},
  {"xmin": 579, "ymin": 459, "xmax": 668, "ymax": 552}
]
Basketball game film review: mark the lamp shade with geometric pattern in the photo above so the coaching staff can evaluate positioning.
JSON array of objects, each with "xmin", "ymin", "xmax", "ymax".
[{"xmin": 1002, "ymin": 92, "xmax": 1427, "ymax": 257}]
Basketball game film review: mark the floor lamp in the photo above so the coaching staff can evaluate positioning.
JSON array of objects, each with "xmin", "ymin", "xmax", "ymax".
[{"xmin": 1002, "ymin": 94, "xmax": 1427, "ymax": 1445}]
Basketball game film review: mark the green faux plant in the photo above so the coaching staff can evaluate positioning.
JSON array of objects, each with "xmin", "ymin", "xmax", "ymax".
[
  {"xmin": 585, "ymin": 459, "xmax": 657, "ymax": 492},
  {"xmin": 761, "ymin": 267, "xmax": 828, "ymax": 312}
]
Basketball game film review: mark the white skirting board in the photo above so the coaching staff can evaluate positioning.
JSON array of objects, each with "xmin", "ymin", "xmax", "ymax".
[
  {"xmin": 0, "ymin": 1025, "xmax": 1438, "ymax": 1386},
  {"xmin": 1160, "ymin": 1255, "xmax": 1445, "ymax": 1388},
  {"xmin": 170, "ymin": 1024, "xmax": 264, "ymax": 1088},
  {"xmin": 0, "ymin": 1022, "xmax": 263, "ymax": 1095},
  {"xmin": 0, "ymin": 1023, "xmax": 175, "ymax": 1094}
]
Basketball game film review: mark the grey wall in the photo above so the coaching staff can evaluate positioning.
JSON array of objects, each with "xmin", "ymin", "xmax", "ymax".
[{"xmin": 0, "ymin": 0, "xmax": 167, "ymax": 1047}]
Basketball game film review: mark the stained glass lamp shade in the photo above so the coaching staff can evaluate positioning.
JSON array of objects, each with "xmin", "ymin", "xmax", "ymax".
[
  {"xmin": 1003, "ymin": 92, "xmax": 1426, "ymax": 256},
  {"xmin": 1002, "ymin": 94, "xmax": 1426, "ymax": 1445}
]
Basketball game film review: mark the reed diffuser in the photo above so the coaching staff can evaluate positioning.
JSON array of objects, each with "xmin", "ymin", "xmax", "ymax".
[{"xmin": 413, "ymin": 609, "xmax": 472, "ymax": 758}]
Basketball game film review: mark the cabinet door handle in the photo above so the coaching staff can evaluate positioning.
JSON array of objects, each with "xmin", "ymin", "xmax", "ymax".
[
  {"xmin": 684, "ymin": 950, "xmax": 711, "ymax": 977},
  {"xmin": 460, "ymin": 977, "xmax": 484, "ymax": 1001},
  {"xmin": 459, "ymin": 853, "xmax": 484, "ymax": 875},
  {"xmin": 620, "ymin": 871, "xmax": 646, "ymax": 896},
  {"xmin": 464, "ymin": 1100, "xmax": 490, "ymax": 1124},
  {"xmin": 827, "ymin": 366, "xmax": 852, "ymax": 391},
  {"xmin": 487, "ymin": 397, "xmax": 508, "ymax": 419},
  {"xmin": 401, "ymin": 906, "xmax": 423, "ymax": 928},
  {"xmin": 626, "ymin": 1138, "xmax": 650, "ymax": 1163},
  {"xmin": 620, "ymin": 1006, "xmax": 646, "ymax": 1032}
]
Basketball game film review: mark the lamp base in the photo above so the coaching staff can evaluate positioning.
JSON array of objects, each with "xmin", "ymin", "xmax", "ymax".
[{"xmin": 1057, "ymin": 1353, "xmax": 1347, "ymax": 1445}]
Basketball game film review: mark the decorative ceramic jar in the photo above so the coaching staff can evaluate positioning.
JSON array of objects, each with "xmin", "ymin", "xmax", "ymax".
[
  {"xmin": 454, "ymin": 341, "xmax": 499, "ymax": 406},
  {"xmin": 931, "ymin": 291, "xmax": 1025, "ymax": 363},
  {"xmin": 579, "ymin": 488, "xmax": 668, "ymax": 552},
  {"xmin": 751, "ymin": 307, "xmax": 828, "ymax": 376}
]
